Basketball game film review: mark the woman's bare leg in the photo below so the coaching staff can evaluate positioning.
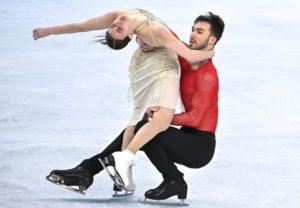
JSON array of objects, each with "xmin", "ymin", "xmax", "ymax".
[
  {"xmin": 126, "ymin": 107, "xmax": 174, "ymax": 154},
  {"xmin": 121, "ymin": 126, "xmax": 136, "ymax": 150}
]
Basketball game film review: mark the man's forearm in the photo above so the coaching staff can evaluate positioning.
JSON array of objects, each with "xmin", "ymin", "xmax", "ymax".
[{"xmin": 171, "ymin": 110, "xmax": 202, "ymax": 128}]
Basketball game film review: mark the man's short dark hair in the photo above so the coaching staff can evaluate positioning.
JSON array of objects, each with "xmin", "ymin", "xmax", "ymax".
[{"xmin": 194, "ymin": 12, "xmax": 225, "ymax": 45}]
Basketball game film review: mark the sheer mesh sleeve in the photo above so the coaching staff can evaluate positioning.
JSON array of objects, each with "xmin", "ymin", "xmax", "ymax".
[{"xmin": 171, "ymin": 72, "xmax": 218, "ymax": 128}]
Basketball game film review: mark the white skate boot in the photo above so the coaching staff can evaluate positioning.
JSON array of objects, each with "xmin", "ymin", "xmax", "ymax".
[
  {"xmin": 98, "ymin": 150, "xmax": 137, "ymax": 195},
  {"xmin": 112, "ymin": 166, "xmax": 136, "ymax": 197},
  {"xmin": 112, "ymin": 150, "xmax": 136, "ymax": 190}
]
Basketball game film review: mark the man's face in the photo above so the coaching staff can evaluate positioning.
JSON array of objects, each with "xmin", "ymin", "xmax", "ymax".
[{"xmin": 189, "ymin": 21, "xmax": 214, "ymax": 50}]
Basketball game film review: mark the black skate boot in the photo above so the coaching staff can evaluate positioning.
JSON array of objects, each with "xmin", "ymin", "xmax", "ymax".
[
  {"xmin": 143, "ymin": 178, "xmax": 188, "ymax": 206},
  {"xmin": 46, "ymin": 163, "xmax": 93, "ymax": 195},
  {"xmin": 98, "ymin": 154, "xmax": 124, "ymax": 190}
]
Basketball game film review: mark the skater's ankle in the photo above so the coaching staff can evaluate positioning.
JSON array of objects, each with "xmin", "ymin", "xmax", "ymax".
[
  {"xmin": 124, "ymin": 148, "xmax": 136, "ymax": 155},
  {"xmin": 79, "ymin": 160, "xmax": 98, "ymax": 176}
]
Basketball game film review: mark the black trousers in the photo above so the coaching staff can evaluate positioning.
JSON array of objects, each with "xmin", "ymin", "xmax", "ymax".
[{"xmin": 83, "ymin": 120, "xmax": 216, "ymax": 181}]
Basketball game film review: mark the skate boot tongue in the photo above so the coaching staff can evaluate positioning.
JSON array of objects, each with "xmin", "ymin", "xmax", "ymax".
[
  {"xmin": 124, "ymin": 149, "xmax": 135, "ymax": 160},
  {"xmin": 118, "ymin": 149, "xmax": 138, "ymax": 167}
]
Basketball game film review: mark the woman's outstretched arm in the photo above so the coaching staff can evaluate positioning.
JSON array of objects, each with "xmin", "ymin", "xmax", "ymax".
[
  {"xmin": 33, "ymin": 10, "xmax": 122, "ymax": 40},
  {"xmin": 155, "ymin": 27, "xmax": 214, "ymax": 63}
]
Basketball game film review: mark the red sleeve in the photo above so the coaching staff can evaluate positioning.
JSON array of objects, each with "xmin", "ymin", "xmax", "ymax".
[{"xmin": 171, "ymin": 72, "xmax": 218, "ymax": 128}]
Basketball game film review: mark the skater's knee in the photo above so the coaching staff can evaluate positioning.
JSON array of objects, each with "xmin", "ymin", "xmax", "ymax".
[
  {"xmin": 187, "ymin": 158, "xmax": 213, "ymax": 169},
  {"xmin": 150, "ymin": 107, "xmax": 174, "ymax": 132},
  {"xmin": 134, "ymin": 120, "xmax": 149, "ymax": 134},
  {"xmin": 148, "ymin": 117, "xmax": 170, "ymax": 133},
  {"xmin": 188, "ymin": 162, "xmax": 203, "ymax": 168}
]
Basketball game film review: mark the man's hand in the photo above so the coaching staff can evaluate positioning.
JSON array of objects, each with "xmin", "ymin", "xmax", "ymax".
[
  {"xmin": 146, "ymin": 106, "xmax": 160, "ymax": 118},
  {"xmin": 33, "ymin": 28, "xmax": 50, "ymax": 40}
]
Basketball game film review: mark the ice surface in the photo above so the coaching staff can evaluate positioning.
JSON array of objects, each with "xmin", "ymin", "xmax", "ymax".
[{"xmin": 1, "ymin": 0, "xmax": 299, "ymax": 208}]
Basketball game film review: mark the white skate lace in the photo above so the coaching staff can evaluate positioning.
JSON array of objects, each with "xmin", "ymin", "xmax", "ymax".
[{"xmin": 126, "ymin": 166, "xmax": 136, "ymax": 191}]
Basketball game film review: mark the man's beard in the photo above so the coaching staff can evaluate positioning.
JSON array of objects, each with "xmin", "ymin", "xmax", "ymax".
[{"xmin": 189, "ymin": 37, "xmax": 210, "ymax": 50}]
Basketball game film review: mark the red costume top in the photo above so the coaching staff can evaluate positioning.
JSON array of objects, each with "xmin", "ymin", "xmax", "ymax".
[{"xmin": 171, "ymin": 57, "xmax": 219, "ymax": 133}]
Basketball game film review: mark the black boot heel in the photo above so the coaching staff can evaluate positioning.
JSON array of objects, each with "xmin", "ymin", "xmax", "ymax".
[{"xmin": 177, "ymin": 191, "xmax": 187, "ymax": 199}]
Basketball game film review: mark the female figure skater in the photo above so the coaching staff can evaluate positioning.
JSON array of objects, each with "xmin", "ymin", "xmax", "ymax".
[{"xmin": 33, "ymin": 8, "xmax": 214, "ymax": 192}]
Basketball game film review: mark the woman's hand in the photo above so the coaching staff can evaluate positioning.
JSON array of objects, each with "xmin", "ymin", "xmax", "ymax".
[{"xmin": 33, "ymin": 28, "xmax": 50, "ymax": 40}]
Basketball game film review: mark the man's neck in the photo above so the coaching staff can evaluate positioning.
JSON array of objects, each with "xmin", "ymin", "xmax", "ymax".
[{"xmin": 190, "ymin": 47, "xmax": 212, "ymax": 70}]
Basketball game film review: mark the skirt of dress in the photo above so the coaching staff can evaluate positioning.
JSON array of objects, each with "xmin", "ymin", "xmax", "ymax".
[{"xmin": 128, "ymin": 47, "xmax": 180, "ymax": 126}]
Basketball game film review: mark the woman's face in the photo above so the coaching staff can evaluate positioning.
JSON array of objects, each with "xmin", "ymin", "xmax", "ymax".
[{"xmin": 107, "ymin": 15, "xmax": 131, "ymax": 40}]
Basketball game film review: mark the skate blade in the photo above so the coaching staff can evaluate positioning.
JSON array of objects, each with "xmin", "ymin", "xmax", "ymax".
[
  {"xmin": 139, "ymin": 198, "xmax": 189, "ymax": 206},
  {"xmin": 46, "ymin": 175, "xmax": 86, "ymax": 195},
  {"xmin": 98, "ymin": 158, "xmax": 125, "ymax": 190},
  {"xmin": 112, "ymin": 190, "xmax": 134, "ymax": 197}
]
